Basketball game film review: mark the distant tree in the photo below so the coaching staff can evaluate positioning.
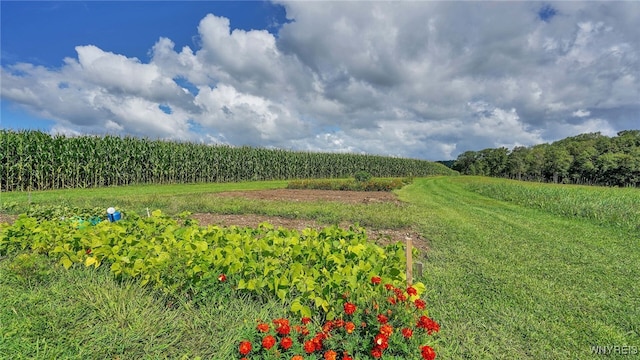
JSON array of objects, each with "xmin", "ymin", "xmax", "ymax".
[
  {"xmin": 452, "ymin": 129, "xmax": 639, "ymax": 186},
  {"xmin": 507, "ymin": 146, "xmax": 529, "ymax": 180},
  {"xmin": 545, "ymin": 145, "xmax": 573, "ymax": 183},
  {"xmin": 453, "ymin": 151, "xmax": 479, "ymax": 174},
  {"xmin": 526, "ymin": 144, "xmax": 548, "ymax": 182},
  {"xmin": 482, "ymin": 147, "xmax": 509, "ymax": 177}
]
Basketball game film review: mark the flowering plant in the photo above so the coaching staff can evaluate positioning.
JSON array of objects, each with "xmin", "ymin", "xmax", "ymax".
[{"xmin": 236, "ymin": 276, "xmax": 439, "ymax": 359}]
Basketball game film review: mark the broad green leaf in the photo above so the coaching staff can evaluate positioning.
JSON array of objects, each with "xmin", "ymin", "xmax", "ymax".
[
  {"xmin": 60, "ymin": 257, "xmax": 73, "ymax": 270},
  {"xmin": 85, "ymin": 256, "xmax": 97, "ymax": 267}
]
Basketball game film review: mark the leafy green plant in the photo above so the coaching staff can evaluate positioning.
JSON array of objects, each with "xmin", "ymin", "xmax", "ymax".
[
  {"xmin": 0, "ymin": 209, "xmax": 414, "ymax": 319},
  {"xmin": 354, "ymin": 171, "xmax": 373, "ymax": 183},
  {"xmin": 287, "ymin": 177, "xmax": 413, "ymax": 192}
]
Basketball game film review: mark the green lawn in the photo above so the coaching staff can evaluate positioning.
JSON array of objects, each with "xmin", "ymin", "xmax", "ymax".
[
  {"xmin": 1, "ymin": 176, "xmax": 638, "ymax": 359},
  {"xmin": 397, "ymin": 177, "xmax": 639, "ymax": 359}
]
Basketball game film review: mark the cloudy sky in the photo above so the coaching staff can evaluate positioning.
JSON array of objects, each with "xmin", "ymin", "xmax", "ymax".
[{"xmin": 1, "ymin": 1, "xmax": 638, "ymax": 160}]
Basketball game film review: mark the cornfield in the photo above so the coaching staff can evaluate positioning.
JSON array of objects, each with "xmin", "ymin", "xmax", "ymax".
[{"xmin": 0, "ymin": 130, "xmax": 457, "ymax": 191}]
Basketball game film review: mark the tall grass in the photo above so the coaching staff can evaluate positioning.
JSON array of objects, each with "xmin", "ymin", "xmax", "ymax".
[{"xmin": 454, "ymin": 176, "xmax": 640, "ymax": 230}]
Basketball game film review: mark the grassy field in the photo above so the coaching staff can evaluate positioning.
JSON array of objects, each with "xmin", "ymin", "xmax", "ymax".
[{"xmin": 1, "ymin": 176, "xmax": 639, "ymax": 359}]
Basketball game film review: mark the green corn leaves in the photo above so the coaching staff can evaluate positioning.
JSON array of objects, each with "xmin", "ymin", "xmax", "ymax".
[{"xmin": 1, "ymin": 129, "xmax": 456, "ymax": 191}]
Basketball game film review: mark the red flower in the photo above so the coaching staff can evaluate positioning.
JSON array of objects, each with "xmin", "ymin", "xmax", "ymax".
[
  {"xmin": 85, "ymin": 248, "xmax": 92, "ymax": 254},
  {"xmin": 371, "ymin": 276, "xmax": 382, "ymax": 285},
  {"xmin": 344, "ymin": 302, "xmax": 357, "ymax": 315},
  {"xmin": 345, "ymin": 322, "xmax": 356, "ymax": 334},
  {"xmin": 415, "ymin": 298, "xmax": 426, "ymax": 310},
  {"xmin": 280, "ymin": 337, "xmax": 293, "ymax": 350},
  {"xmin": 421, "ymin": 345, "xmax": 437, "ymax": 360},
  {"xmin": 324, "ymin": 350, "xmax": 338, "ymax": 360},
  {"xmin": 238, "ymin": 340, "xmax": 252, "ymax": 355},
  {"xmin": 371, "ymin": 347, "xmax": 383, "ymax": 358},
  {"xmin": 257, "ymin": 322, "xmax": 270, "ymax": 333},
  {"xmin": 343, "ymin": 352, "xmax": 353, "ymax": 360},
  {"xmin": 274, "ymin": 318, "xmax": 291, "ymax": 336},
  {"xmin": 407, "ymin": 286, "xmax": 418, "ymax": 296},
  {"xmin": 217, "ymin": 274, "xmax": 226, "ymax": 282},
  {"xmin": 401, "ymin": 327, "xmax": 413, "ymax": 339},
  {"xmin": 262, "ymin": 335, "xmax": 276, "ymax": 350},
  {"xmin": 417, "ymin": 316, "xmax": 440, "ymax": 335},
  {"xmin": 304, "ymin": 340, "xmax": 316, "ymax": 354},
  {"xmin": 388, "ymin": 296, "xmax": 397, "ymax": 305},
  {"xmin": 384, "ymin": 283, "xmax": 394, "ymax": 291},
  {"xmin": 374, "ymin": 334, "xmax": 388, "ymax": 350},
  {"xmin": 377, "ymin": 314, "xmax": 388, "ymax": 324},
  {"xmin": 301, "ymin": 317, "xmax": 312, "ymax": 325},
  {"xmin": 322, "ymin": 320, "xmax": 334, "ymax": 333}
]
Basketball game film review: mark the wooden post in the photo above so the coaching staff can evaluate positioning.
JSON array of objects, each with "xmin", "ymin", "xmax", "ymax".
[
  {"xmin": 406, "ymin": 237, "xmax": 413, "ymax": 286},
  {"xmin": 416, "ymin": 262, "xmax": 424, "ymax": 278}
]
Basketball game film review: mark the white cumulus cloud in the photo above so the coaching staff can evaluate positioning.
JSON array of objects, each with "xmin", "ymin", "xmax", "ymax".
[{"xmin": 2, "ymin": 1, "xmax": 639, "ymax": 160}]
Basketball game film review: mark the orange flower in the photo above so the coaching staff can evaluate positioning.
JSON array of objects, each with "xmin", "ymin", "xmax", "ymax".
[
  {"xmin": 377, "ymin": 314, "xmax": 388, "ymax": 324},
  {"xmin": 324, "ymin": 350, "xmax": 338, "ymax": 360},
  {"xmin": 371, "ymin": 276, "xmax": 382, "ymax": 285},
  {"xmin": 292, "ymin": 356, "xmax": 304, "ymax": 360},
  {"xmin": 380, "ymin": 324, "xmax": 393, "ymax": 337},
  {"xmin": 217, "ymin": 274, "xmax": 226, "ymax": 282},
  {"xmin": 371, "ymin": 347, "xmax": 383, "ymax": 358},
  {"xmin": 257, "ymin": 322, "xmax": 270, "ymax": 332},
  {"xmin": 238, "ymin": 340, "xmax": 252, "ymax": 355},
  {"xmin": 402, "ymin": 327, "xmax": 413, "ymax": 339},
  {"xmin": 322, "ymin": 320, "xmax": 334, "ymax": 333},
  {"xmin": 345, "ymin": 322, "xmax": 356, "ymax": 334}
]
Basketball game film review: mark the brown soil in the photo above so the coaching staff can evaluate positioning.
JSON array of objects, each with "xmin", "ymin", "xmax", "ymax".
[
  {"xmin": 193, "ymin": 189, "xmax": 428, "ymax": 252},
  {"xmin": 0, "ymin": 213, "xmax": 17, "ymax": 224}
]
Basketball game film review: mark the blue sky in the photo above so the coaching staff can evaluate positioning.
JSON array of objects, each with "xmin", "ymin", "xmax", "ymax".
[
  {"xmin": 2, "ymin": 1, "xmax": 639, "ymax": 160},
  {"xmin": 2, "ymin": 1, "xmax": 288, "ymax": 130}
]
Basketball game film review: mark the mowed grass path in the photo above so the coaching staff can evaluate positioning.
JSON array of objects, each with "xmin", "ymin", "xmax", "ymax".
[{"xmin": 397, "ymin": 177, "xmax": 639, "ymax": 359}]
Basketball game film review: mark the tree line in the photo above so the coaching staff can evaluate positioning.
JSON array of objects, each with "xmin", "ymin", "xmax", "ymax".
[{"xmin": 452, "ymin": 130, "xmax": 640, "ymax": 187}]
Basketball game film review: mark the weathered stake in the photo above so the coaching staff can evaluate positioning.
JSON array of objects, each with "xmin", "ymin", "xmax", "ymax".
[{"xmin": 406, "ymin": 237, "xmax": 413, "ymax": 286}]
